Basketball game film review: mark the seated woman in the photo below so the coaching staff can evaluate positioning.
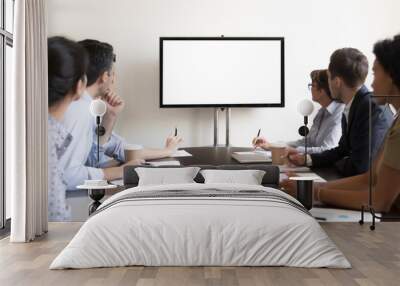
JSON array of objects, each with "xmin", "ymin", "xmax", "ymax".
[
  {"xmin": 253, "ymin": 69, "xmax": 344, "ymax": 154},
  {"xmin": 281, "ymin": 34, "xmax": 400, "ymax": 212},
  {"xmin": 48, "ymin": 36, "xmax": 89, "ymax": 221}
]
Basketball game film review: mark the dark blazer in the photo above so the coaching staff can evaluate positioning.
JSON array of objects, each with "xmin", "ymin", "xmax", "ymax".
[{"xmin": 311, "ymin": 85, "xmax": 393, "ymax": 177}]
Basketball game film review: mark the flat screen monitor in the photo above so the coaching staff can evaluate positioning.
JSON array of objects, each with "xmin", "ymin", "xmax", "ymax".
[{"xmin": 160, "ymin": 37, "xmax": 284, "ymax": 108}]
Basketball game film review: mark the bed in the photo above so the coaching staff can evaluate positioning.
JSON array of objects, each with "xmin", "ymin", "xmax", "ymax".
[{"xmin": 50, "ymin": 166, "xmax": 350, "ymax": 269}]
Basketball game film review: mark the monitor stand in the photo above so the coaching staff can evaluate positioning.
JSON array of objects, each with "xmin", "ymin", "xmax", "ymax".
[{"xmin": 213, "ymin": 107, "xmax": 231, "ymax": 147}]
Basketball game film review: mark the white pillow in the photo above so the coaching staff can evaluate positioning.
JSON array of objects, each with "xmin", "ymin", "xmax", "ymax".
[
  {"xmin": 136, "ymin": 167, "xmax": 201, "ymax": 186},
  {"xmin": 200, "ymin": 169, "xmax": 266, "ymax": 185}
]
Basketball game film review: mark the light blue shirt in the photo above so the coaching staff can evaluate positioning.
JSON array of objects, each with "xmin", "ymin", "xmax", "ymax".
[
  {"xmin": 48, "ymin": 115, "xmax": 72, "ymax": 221},
  {"xmin": 60, "ymin": 91, "xmax": 126, "ymax": 190},
  {"xmin": 86, "ymin": 132, "xmax": 127, "ymax": 168},
  {"xmin": 287, "ymin": 101, "xmax": 345, "ymax": 154}
]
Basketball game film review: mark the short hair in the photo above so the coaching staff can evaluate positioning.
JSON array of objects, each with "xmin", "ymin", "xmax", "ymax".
[
  {"xmin": 78, "ymin": 39, "xmax": 116, "ymax": 86},
  {"xmin": 48, "ymin": 36, "xmax": 89, "ymax": 106},
  {"xmin": 328, "ymin": 48, "xmax": 369, "ymax": 88},
  {"xmin": 310, "ymin": 69, "xmax": 332, "ymax": 99},
  {"xmin": 373, "ymin": 34, "xmax": 400, "ymax": 89}
]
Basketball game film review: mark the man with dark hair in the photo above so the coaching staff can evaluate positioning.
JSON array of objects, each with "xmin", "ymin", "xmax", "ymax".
[
  {"xmin": 60, "ymin": 39, "xmax": 182, "ymax": 189},
  {"xmin": 77, "ymin": 39, "xmax": 122, "ymax": 150},
  {"xmin": 288, "ymin": 48, "xmax": 393, "ymax": 177},
  {"xmin": 79, "ymin": 39, "xmax": 116, "ymax": 87}
]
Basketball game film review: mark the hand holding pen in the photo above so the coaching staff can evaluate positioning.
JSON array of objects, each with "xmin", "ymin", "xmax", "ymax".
[
  {"xmin": 166, "ymin": 127, "xmax": 183, "ymax": 151},
  {"xmin": 252, "ymin": 129, "xmax": 270, "ymax": 149}
]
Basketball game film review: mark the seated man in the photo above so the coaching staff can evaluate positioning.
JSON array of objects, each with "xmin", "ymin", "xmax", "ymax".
[
  {"xmin": 281, "ymin": 34, "xmax": 400, "ymax": 213},
  {"xmin": 287, "ymin": 48, "xmax": 393, "ymax": 177},
  {"xmin": 253, "ymin": 69, "xmax": 344, "ymax": 154},
  {"xmin": 60, "ymin": 39, "xmax": 182, "ymax": 189}
]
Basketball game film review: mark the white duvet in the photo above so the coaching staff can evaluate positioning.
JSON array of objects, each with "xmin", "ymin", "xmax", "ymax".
[{"xmin": 50, "ymin": 183, "xmax": 351, "ymax": 269}]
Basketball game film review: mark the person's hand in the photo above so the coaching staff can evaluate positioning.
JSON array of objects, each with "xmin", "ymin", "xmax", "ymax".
[
  {"xmin": 103, "ymin": 90, "xmax": 125, "ymax": 116},
  {"xmin": 252, "ymin": 136, "xmax": 270, "ymax": 149},
  {"xmin": 284, "ymin": 146, "xmax": 298, "ymax": 156},
  {"xmin": 281, "ymin": 147, "xmax": 299, "ymax": 167},
  {"xmin": 165, "ymin": 136, "xmax": 183, "ymax": 152},
  {"xmin": 288, "ymin": 153, "xmax": 306, "ymax": 166},
  {"xmin": 281, "ymin": 147, "xmax": 299, "ymax": 158},
  {"xmin": 279, "ymin": 172, "xmax": 299, "ymax": 197}
]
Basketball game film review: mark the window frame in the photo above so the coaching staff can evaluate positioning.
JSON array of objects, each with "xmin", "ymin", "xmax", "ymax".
[{"xmin": 0, "ymin": 0, "xmax": 14, "ymax": 232}]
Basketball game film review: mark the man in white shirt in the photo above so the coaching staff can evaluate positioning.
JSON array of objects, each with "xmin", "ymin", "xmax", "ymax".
[
  {"xmin": 61, "ymin": 39, "xmax": 182, "ymax": 190},
  {"xmin": 253, "ymin": 69, "xmax": 344, "ymax": 154}
]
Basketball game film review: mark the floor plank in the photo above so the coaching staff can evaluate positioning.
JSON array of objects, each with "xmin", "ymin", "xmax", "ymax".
[{"xmin": 0, "ymin": 222, "xmax": 399, "ymax": 286}]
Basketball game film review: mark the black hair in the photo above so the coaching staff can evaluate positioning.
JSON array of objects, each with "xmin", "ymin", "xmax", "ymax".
[
  {"xmin": 373, "ymin": 34, "xmax": 400, "ymax": 89},
  {"xmin": 48, "ymin": 36, "xmax": 89, "ymax": 106},
  {"xmin": 78, "ymin": 39, "xmax": 116, "ymax": 86},
  {"xmin": 328, "ymin": 48, "xmax": 369, "ymax": 88}
]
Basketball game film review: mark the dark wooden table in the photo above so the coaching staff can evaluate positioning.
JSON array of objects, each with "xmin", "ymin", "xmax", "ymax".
[{"xmin": 173, "ymin": 146, "xmax": 343, "ymax": 181}]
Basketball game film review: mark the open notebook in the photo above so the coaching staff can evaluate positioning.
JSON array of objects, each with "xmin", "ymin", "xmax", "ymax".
[{"xmin": 231, "ymin": 151, "xmax": 272, "ymax": 163}]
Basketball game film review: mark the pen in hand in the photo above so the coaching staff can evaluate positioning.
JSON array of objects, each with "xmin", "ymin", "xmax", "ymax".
[
  {"xmin": 254, "ymin": 129, "xmax": 261, "ymax": 150},
  {"xmin": 174, "ymin": 127, "xmax": 178, "ymax": 137}
]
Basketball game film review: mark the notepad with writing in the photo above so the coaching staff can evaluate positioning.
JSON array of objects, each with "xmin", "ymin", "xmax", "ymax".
[{"xmin": 231, "ymin": 151, "xmax": 272, "ymax": 163}]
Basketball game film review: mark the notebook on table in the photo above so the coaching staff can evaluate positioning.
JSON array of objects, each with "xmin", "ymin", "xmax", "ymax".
[
  {"xmin": 231, "ymin": 151, "xmax": 272, "ymax": 163},
  {"xmin": 146, "ymin": 160, "xmax": 181, "ymax": 167}
]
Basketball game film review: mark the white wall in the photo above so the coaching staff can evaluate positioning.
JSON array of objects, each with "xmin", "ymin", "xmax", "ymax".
[{"xmin": 47, "ymin": 0, "xmax": 400, "ymax": 148}]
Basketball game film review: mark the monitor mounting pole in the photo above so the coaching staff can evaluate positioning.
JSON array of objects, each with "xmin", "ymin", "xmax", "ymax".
[
  {"xmin": 213, "ymin": 108, "xmax": 219, "ymax": 146},
  {"xmin": 213, "ymin": 107, "xmax": 231, "ymax": 147},
  {"xmin": 225, "ymin": 107, "xmax": 231, "ymax": 147}
]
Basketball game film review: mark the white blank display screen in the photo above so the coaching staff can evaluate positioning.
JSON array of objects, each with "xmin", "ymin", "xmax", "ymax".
[{"xmin": 161, "ymin": 39, "xmax": 283, "ymax": 107}]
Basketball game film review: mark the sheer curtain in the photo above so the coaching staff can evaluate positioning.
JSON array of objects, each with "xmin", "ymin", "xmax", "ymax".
[{"xmin": 8, "ymin": 0, "xmax": 48, "ymax": 242}]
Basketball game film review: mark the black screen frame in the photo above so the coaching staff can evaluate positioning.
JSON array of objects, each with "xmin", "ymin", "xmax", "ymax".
[{"xmin": 159, "ymin": 37, "xmax": 285, "ymax": 108}]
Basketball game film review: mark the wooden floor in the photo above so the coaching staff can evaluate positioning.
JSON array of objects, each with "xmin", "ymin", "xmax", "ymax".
[{"xmin": 0, "ymin": 222, "xmax": 399, "ymax": 286}]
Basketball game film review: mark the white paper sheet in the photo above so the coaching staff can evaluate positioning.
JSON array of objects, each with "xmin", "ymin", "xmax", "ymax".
[
  {"xmin": 234, "ymin": 150, "xmax": 272, "ymax": 156},
  {"xmin": 170, "ymin": 150, "xmax": 193, "ymax": 157},
  {"xmin": 147, "ymin": 160, "xmax": 181, "ymax": 167},
  {"xmin": 231, "ymin": 151, "xmax": 272, "ymax": 163},
  {"xmin": 109, "ymin": 179, "xmax": 124, "ymax": 186},
  {"xmin": 280, "ymin": 172, "xmax": 326, "ymax": 183}
]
